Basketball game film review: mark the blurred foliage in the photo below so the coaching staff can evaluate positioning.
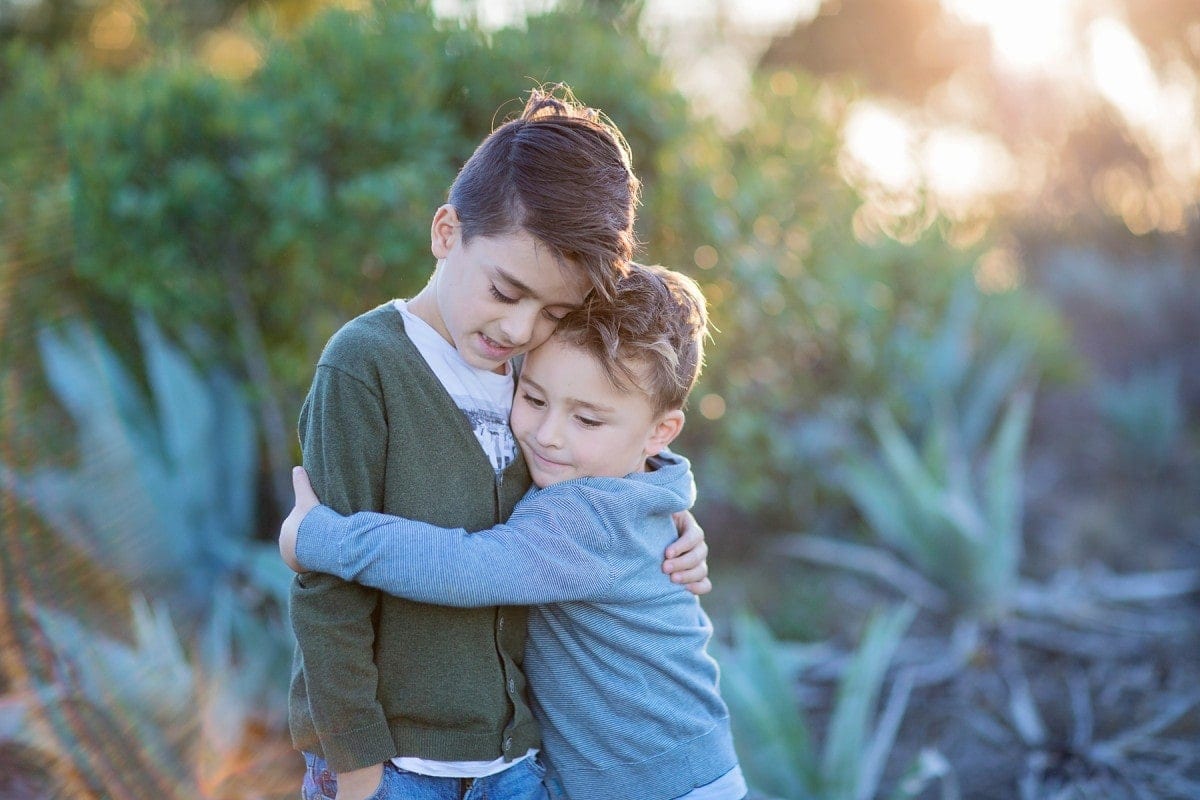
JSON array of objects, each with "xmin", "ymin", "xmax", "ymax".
[
  {"xmin": 1095, "ymin": 361, "xmax": 1184, "ymax": 474},
  {"xmin": 842, "ymin": 389, "xmax": 1032, "ymax": 622},
  {"xmin": 834, "ymin": 281, "xmax": 1036, "ymax": 621},
  {"xmin": 3, "ymin": 315, "xmax": 291, "ymax": 624},
  {"xmin": 671, "ymin": 71, "xmax": 1071, "ymax": 534},
  {"xmin": 0, "ymin": 1, "xmax": 1075, "ymax": 535},
  {"xmin": 714, "ymin": 604, "xmax": 927, "ymax": 800},
  {"xmin": 0, "ymin": 316, "xmax": 294, "ymax": 796}
]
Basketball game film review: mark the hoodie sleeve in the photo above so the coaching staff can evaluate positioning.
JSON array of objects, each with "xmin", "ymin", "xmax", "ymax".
[{"xmin": 296, "ymin": 485, "xmax": 621, "ymax": 606}]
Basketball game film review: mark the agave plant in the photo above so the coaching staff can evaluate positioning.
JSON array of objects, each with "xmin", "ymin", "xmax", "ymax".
[
  {"xmin": 836, "ymin": 389, "xmax": 1032, "ymax": 622},
  {"xmin": 0, "ymin": 316, "xmax": 295, "ymax": 796},
  {"xmin": 772, "ymin": 274, "xmax": 1038, "ymax": 623},
  {"xmin": 714, "ymin": 604, "xmax": 933, "ymax": 800},
  {"xmin": 1094, "ymin": 360, "xmax": 1183, "ymax": 473},
  {"xmin": 3, "ymin": 593, "xmax": 296, "ymax": 798},
  {"xmin": 2, "ymin": 317, "xmax": 290, "ymax": 620}
]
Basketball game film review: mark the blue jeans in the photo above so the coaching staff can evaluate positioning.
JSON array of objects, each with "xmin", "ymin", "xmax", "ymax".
[{"xmin": 301, "ymin": 752, "xmax": 549, "ymax": 800}]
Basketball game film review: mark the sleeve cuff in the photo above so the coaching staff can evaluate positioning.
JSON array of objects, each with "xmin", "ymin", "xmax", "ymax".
[
  {"xmin": 318, "ymin": 717, "xmax": 397, "ymax": 773},
  {"xmin": 296, "ymin": 505, "xmax": 349, "ymax": 576}
]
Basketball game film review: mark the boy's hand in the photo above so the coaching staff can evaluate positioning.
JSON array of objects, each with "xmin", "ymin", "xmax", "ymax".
[
  {"xmin": 335, "ymin": 762, "xmax": 384, "ymax": 800},
  {"xmin": 280, "ymin": 466, "xmax": 321, "ymax": 573},
  {"xmin": 665, "ymin": 510, "xmax": 711, "ymax": 595}
]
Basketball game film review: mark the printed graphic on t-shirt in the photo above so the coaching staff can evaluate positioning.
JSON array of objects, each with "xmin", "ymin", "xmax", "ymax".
[{"xmin": 455, "ymin": 397, "xmax": 517, "ymax": 472}]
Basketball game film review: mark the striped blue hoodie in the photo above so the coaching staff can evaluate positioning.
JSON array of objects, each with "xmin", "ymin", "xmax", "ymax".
[{"xmin": 295, "ymin": 452, "xmax": 740, "ymax": 800}]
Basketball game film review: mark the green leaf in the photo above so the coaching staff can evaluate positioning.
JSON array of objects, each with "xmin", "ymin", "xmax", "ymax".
[{"xmin": 822, "ymin": 604, "xmax": 916, "ymax": 800}]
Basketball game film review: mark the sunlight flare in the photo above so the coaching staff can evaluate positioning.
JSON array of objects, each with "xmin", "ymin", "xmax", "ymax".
[
  {"xmin": 942, "ymin": 0, "xmax": 1077, "ymax": 73},
  {"xmin": 1088, "ymin": 18, "xmax": 1160, "ymax": 127},
  {"xmin": 841, "ymin": 102, "xmax": 918, "ymax": 193}
]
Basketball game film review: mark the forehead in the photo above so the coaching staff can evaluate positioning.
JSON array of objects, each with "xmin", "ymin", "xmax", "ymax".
[
  {"xmin": 523, "ymin": 338, "xmax": 654, "ymax": 411},
  {"xmin": 475, "ymin": 230, "xmax": 590, "ymax": 306}
]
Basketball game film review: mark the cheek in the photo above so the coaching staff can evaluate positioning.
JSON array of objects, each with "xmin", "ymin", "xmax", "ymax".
[{"xmin": 509, "ymin": 405, "xmax": 532, "ymax": 440}]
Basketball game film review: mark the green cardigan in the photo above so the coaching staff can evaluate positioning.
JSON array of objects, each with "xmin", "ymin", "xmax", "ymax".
[{"xmin": 288, "ymin": 303, "xmax": 537, "ymax": 773}]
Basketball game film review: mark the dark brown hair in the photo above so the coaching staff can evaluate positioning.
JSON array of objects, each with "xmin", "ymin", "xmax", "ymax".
[
  {"xmin": 447, "ymin": 84, "xmax": 640, "ymax": 299},
  {"xmin": 552, "ymin": 263, "xmax": 709, "ymax": 413}
]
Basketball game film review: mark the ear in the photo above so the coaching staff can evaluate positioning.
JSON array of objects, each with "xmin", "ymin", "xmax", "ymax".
[
  {"xmin": 431, "ymin": 205, "xmax": 461, "ymax": 259},
  {"xmin": 643, "ymin": 410, "xmax": 685, "ymax": 457}
]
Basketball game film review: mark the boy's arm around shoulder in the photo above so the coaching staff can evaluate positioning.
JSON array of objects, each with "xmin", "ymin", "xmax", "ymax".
[{"xmin": 289, "ymin": 353, "xmax": 395, "ymax": 773}]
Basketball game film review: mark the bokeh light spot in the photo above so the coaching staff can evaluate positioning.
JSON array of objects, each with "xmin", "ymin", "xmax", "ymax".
[
  {"xmin": 753, "ymin": 215, "xmax": 781, "ymax": 246},
  {"xmin": 90, "ymin": 5, "xmax": 138, "ymax": 51},
  {"xmin": 974, "ymin": 247, "xmax": 1023, "ymax": 293},
  {"xmin": 841, "ymin": 102, "xmax": 918, "ymax": 193},
  {"xmin": 694, "ymin": 244, "xmax": 719, "ymax": 270},
  {"xmin": 769, "ymin": 70, "xmax": 798, "ymax": 97},
  {"xmin": 711, "ymin": 172, "xmax": 738, "ymax": 200},
  {"xmin": 199, "ymin": 29, "xmax": 263, "ymax": 81},
  {"xmin": 698, "ymin": 393, "xmax": 726, "ymax": 420},
  {"xmin": 1088, "ymin": 18, "xmax": 1160, "ymax": 128}
]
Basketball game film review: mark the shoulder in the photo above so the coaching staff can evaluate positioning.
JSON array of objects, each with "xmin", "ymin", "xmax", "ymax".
[
  {"xmin": 533, "ymin": 478, "xmax": 665, "ymax": 533},
  {"xmin": 319, "ymin": 303, "xmax": 409, "ymax": 367},
  {"xmin": 314, "ymin": 304, "xmax": 427, "ymax": 390}
]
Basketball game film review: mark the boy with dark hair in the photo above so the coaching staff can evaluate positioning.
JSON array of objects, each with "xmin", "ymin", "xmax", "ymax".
[
  {"xmin": 282, "ymin": 264, "xmax": 746, "ymax": 800},
  {"xmin": 289, "ymin": 87, "xmax": 710, "ymax": 800}
]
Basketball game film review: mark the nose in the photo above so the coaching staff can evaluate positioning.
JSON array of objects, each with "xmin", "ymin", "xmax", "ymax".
[
  {"xmin": 534, "ymin": 412, "xmax": 563, "ymax": 449},
  {"xmin": 497, "ymin": 305, "xmax": 540, "ymax": 348}
]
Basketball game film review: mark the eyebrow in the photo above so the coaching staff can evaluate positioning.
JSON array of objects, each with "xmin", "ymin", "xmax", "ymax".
[
  {"xmin": 494, "ymin": 267, "xmax": 582, "ymax": 309},
  {"xmin": 520, "ymin": 375, "xmax": 616, "ymax": 415}
]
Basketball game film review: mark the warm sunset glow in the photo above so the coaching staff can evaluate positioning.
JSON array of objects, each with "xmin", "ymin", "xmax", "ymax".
[
  {"xmin": 942, "ymin": 0, "xmax": 1077, "ymax": 73},
  {"xmin": 1088, "ymin": 18, "xmax": 1160, "ymax": 127},
  {"xmin": 841, "ymin": 102, "xmax": 918, "ymax": 193},
  {"xmin": 1086, "ymin": 16, "xmax": 1200, "ymax": 214},
  {"xmin": 922, "ymin": 127, "xmax": 1016, "ymax": 212}
]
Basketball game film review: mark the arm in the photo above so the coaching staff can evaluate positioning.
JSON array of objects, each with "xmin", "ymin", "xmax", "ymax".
[
  {"xmin": 286, "ymin": 467, "xmax": 616, "ymax": 607},
  {"xmin": 287, "ymin": 363, "xmax": 394, "ymax": 782}
]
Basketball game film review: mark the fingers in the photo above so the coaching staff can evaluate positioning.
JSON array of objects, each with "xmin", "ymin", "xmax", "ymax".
[
  {"xmin": 667, "ymin": 552, "xmax": 709, "ymax": 584},
  {"xmin": 665, "ymin": 537, "xmax": 708, "ymax": 574},
  {"xmin": 278, "ymin": 506, "xmax": 302, "ymax": 572},
  {"xmin": 292, "ymin": 465, "xmax": 319, "ymax": 511},
  {"xmin": 280, "ymin": 465, "xmax": 316, "ymax": 573},
  {"xmin": 666, "ymin": 513, "xmax": 703, "ymax": 559},
  {"xmin": 685, "ymin": 577, "xmax": 713, "ymax": 597}
]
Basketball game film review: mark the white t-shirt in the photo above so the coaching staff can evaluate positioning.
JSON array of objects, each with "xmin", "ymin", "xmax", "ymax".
[
  {"xmin": 393, "ymin": 300, "xmax": 518, "ymax": 472},
  {"xmin": 678, "ymin": 765, "xmax": 748, "ymax": 800},
  {"xmin": 389, "ymin": 300, "xmax": 530, "ymax": 778}
]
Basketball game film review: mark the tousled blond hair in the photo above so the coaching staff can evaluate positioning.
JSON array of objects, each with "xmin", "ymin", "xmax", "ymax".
[{"xmin": 553, "ymin": 263, "xmax": 708, "ymax": 413}]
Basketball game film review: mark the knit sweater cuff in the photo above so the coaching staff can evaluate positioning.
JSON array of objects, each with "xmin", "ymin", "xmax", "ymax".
[
  {"xmin": 297, "ymin": 505, "xmax": 349, "ymax": 577},
  {"xmin": 318, "ymin": 718, "xmax": 397, "ymax": 773}
]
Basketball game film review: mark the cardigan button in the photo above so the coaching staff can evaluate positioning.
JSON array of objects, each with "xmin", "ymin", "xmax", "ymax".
[
  {"xmin": 507, "ymin": 677, "xmax": 516, "ymax": 694},
  {"xmin": 503, "ymin": 737, "xmax": 513, "ymax": 752}
]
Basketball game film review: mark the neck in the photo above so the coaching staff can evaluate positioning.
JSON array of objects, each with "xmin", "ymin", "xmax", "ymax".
[{"xmin": 406, "ymin": 283, "xmax": 451, "ymax": 346}]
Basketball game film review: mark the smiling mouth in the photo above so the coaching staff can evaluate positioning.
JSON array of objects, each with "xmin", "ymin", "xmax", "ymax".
[
  {"xmin": 529, "ymin": 449, "xmax": 569, "ymax": 469},
  {"xmin": 480, "ymin": 333, "xmax": 515, "ymax": 355}
]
